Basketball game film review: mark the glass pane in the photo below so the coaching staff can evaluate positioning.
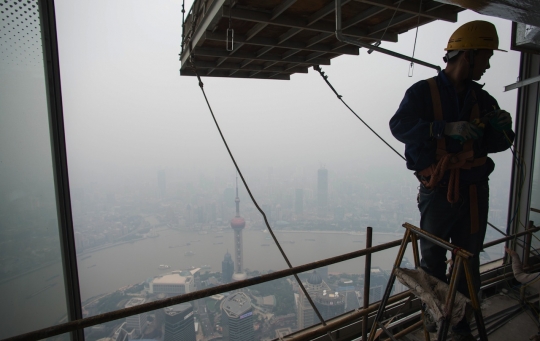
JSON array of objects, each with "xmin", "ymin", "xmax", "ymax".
[{"xmin": 0, "ymin": 0, "xmax": 68, "ymax": 338}]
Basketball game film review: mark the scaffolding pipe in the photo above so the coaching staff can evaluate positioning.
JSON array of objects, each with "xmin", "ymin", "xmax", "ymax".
[
  {"xmin": 362, "ymin": 227, "xmax": 373, "ymax": 341},
  {"xmin": 403, "ymin": 223, "xmax": 473, "ymax": 258},
  {"xmin": 281, "ymin": 291, "xmax": 413, "ymax": 341},
  {"xmin": 334, "ymin": 0, "xmax": 441, "ymax": 72},
  {"xmin": 482, "ymin": 224, "xmax": 540, "ymax": 249},
  {"xmin": 524, "ymin": 221, "xmax": 534, "ymax": 268}
]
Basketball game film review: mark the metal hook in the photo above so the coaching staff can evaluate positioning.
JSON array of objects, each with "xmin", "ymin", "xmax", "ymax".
[{"xmin": 226, "ymin": 28, "xmax": 234, "ymax": 51}]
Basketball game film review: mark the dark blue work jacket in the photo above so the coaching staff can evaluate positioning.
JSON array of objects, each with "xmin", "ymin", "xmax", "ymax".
[{"xmin": 389, "ymin": 71, "xmax": 514, "ymax": 184}]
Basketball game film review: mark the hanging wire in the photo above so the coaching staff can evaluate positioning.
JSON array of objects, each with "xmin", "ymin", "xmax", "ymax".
[
  {"xmin": 408, "ymin": 0, "xmax": 423, "ymax": 77},
  {"xmin": 187, "ymin": 55, "xmax": 337, "ymax": 341},
  {"xmin": 380, "ymin": 0, "xmax": 403, "ymax": 44},
  {"xmin": 314, "ymin": 65, "xmax": 406, "ymax": 162},
  {"xmin": 226, "ymin": 0, "xmax": 234, "ymax": 51}
]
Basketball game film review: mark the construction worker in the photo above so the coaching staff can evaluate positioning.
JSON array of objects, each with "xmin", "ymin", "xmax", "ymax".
[{"xmin": 389, "ymin": 21, "xmax": 515, "ymax": 340}]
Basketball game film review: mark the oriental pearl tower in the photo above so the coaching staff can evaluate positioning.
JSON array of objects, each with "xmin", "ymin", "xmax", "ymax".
[{"xmin": 231, "ymin": 176, "xmax": 247, "ymax": 281}]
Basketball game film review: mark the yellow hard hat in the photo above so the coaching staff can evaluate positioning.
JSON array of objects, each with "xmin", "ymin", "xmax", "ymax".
[{"xmin": 445, "ymin": 20, "xmax": 507, "ymax": 52}]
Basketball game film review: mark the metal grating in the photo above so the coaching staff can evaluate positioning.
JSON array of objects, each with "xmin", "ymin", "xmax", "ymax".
[
  {"xmin": 179, "ymin": 0, "xmax": 463, "ymax": 80},
  {"xmin": 0, "ymin": 0, "xmax": 41, "ymax": 66}
]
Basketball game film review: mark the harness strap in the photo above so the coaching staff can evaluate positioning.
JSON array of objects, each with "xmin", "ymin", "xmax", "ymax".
[{"xmin": 421, "ymin": 77, "xmax": 484, "ymax": 234}]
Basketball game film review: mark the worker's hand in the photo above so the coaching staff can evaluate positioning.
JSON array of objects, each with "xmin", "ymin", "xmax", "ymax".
[
  {"xmin": 443, "ymin": 121, "xmax": 483, "ymax": 142},
  {"xmin": 488, "ymin": 110, "xmax": 512, "ymax": 131},
  {"xmin": 504, "ymin": 246, "xmax": 518, "ymax": 258}
]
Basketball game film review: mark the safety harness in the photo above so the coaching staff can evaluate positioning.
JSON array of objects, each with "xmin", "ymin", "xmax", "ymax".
[{"xmin": 417, "ymin": 77, "xmax": 486, "ymax": 233}]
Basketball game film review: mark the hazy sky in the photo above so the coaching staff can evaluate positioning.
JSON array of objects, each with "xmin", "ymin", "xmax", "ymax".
[{"xmin": 53, "ymin": 1, "xmax": 521, "ymax": 194}]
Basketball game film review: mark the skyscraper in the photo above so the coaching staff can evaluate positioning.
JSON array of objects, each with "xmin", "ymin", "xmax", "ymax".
[
  {"xmin": 221, "ymin": 292, "xmax": 254, "ymax": 341},
  {"xmin": 124, "ymin": 298, "xmax": 148, "ymax": 336},
  {"xmin": 163, "ymin": 303, "xmax": 196, "ymax": 341},
  {"xmin": 222, "ymin": 251, "xmax": 234, "ymax": 284},
  {"xmin": 297, "ymin": 271, "xmax": 325, "ymax": 330},
  {"xmin": 317, "ymin": 168, "xmax": 328, "ymax": 217},
  {"xmin": 231, "ymin": 176, "xmax": 247, "ymax": 281},
  {"xmin": 158, "ymin": 169, "xmax": 166, "ymax": 199},
  {"xmin": 295, "ymin": 188, "xmax": 304, "ymax": 215}
]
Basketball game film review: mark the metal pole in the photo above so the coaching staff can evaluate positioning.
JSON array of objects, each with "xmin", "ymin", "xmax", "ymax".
[
  {"xmin": 334, "ymin": 0, "xmax": 441, "ymax": 72},
  {"xmin": 286, "ymin": 291, "xmax": 412, "ymax": 341},
  {"xmin": 462, "ymin": 258, "xmax": 488, "ymax": 341},
  {"xmin": 403, "ymin": 223, "xmax": 472, "ymax": 259},
  {"xmin": 392, "ymin": 320, "xmax": 424, "ymax": 339},
  {"xmin": 38, "ymin": 1, "xmax": 84, "ymax": 340},
  {"xmin": 367, "ymin": 229, "xmax": 411, "ymax": 341},
  {"xmin": 524, "ymin": 221, "xmax": 534, "ymax": 268},
  {"xmin": 437, "ymin": 257, "xmax": 462, "ymax": 341},
  {"xmin": 483, "ymin": 224, "xmax": 540, "ymax": 249},
  {"xmin": 410, "ymin": 233, "xmax": 431, "ymax": 341},
  {"xmin": 362, "ymin": 227, "xmax": 373, "ymax": 340}
]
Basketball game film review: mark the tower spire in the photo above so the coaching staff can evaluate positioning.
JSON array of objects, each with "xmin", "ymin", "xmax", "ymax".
[{"xmin": 235, "ymin": 173, "xmax": 240, "ymax": 217}]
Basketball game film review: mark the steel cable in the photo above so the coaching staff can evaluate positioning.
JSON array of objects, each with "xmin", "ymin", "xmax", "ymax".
[
  {"xmin": 314, "ymin": 65, "xmax": 406, "ymax": 161},
  {"xmin": 188, "ymin": 55, "xmax": 337, "ymax": 341}
]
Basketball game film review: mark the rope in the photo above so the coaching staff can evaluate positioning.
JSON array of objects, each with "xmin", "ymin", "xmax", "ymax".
[
  {"xmin": 314, "ymin": 65, "xmax": 406, "ymax": 162},
  {"xmin": 188, "ymin": 56, "xmax": 336, "ymax": 341},
  {"xmin": 408, "ymin": 0, "xmax": 423, "ymax": 77}
]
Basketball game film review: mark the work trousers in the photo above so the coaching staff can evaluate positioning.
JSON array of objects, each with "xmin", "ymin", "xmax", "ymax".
[{"xmin": 418, "ymin": 180, "xmax": 489, "ymax": 334}]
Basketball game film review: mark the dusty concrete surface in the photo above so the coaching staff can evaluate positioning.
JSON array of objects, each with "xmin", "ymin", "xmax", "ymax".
[{"xmin": 405, "ymin": 293, "xmax": 539, "ymax": 340}]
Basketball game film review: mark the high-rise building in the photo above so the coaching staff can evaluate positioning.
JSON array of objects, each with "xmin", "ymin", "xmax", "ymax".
[
  {"xmin": 317, "ymin": 168, "xmax": 328, "ymax": 217},
  {"xmin": 231, "ymin": 176, "xmax": 247, "ymax": 281},
  {"xmin": 221, "ymin": 292, "xmax": 254, "ymax": 341},
  {"xmin": 295, "ymin": 189, "xmax": 304, "ymax": 215},
  {"xmin": 150, "ymin": 271, "xmax": 194, "ymax": 295},
  {"xmin": 222, "ymin": 251, "xmax": 234, "ymax": 284},
  {"xmin": 313, "ymin": 290, "xmax": 346, "ymax": 321},
  {"xmin": 158, "ymin": 169, "xmax": 166, "ymax": 198},
  {"xmin": 163, "ymin": 303, "xmax": 196, "ymax": 341},
  {"xmin": 124, "ymin": 298, "xmax": 148, "ymax": 336},
  {"xmin": 297, "ymin": 271, "xmax": 326, "ymax": 330}
]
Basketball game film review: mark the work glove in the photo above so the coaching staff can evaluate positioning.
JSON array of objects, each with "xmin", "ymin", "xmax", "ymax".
[
  {"xmin": 488, "ymin": 110, "xmax": 512, "ymax": 131},
  {"xmin": 443, "ymin": 121, "xmax": 483, "ymax": 143}
]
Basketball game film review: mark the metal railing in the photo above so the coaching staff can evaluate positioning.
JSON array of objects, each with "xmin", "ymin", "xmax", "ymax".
[{"xmin": 5, "ymin": 222, "xmax": 540, "ymax": 341}]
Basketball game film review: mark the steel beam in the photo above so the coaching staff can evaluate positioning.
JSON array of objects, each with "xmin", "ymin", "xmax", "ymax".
[
  {"xmin": 368, "ymin": 12, "xmax": 415, "ymax": 35},
  {"xmin": 308, "ymin": 0, "xmax": 352, "ymax": 26},
  {"xmin": 209, "ymin": 1, "xmax": 298, "ymax": 74},
  {"xmin": 343, "ymin": 5, "xmax": 387, "ymax": 30},
  {"xmin": 39, "ymin": 1, "xmax": 84, "ymax": 340},
  {"xmin": 184, "ymin": 68, "xmax": 292, "ymax": 80},
  {"xmin": 272, "ymin": 0, "xmax": 297, "ymax": 19},
  {"xmin": 191, "ymin": 60, "xmax": 308, "ymax": 73},
  {"xmin": 193, "ymin": 47, "xmax": 331, "ymax": 65},
  {"xmin": 180, "ymin": 0, "xmax": 226, "ymax": 66},
  {"xmin": 204, "ymin": 31, "xmax": 359, "ymax": 55},
  {"xmin": 223, "ymin": 7, "xmax": 398, "ymax": 42},
  {"xmin": 335, "ymin": 0, "xmax": 441, "ymax": 72},
  {"xmin": 354, "ymin": 0, "xmax": 456, "ymax": 22}
]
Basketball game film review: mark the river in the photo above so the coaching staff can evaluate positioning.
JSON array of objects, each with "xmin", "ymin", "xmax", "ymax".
[{"xmin": 0, "ymin": 227, "xmax": 502, "ymax": 339}]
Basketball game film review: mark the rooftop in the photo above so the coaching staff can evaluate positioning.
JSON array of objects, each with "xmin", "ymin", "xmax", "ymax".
[
  {"xmin": 164, "ymin": 303, "xmax": 192, "ymax": 316},
  {"xmin": 221, "ymin": 292, "xmax": 253, "ymax": 318},
  {"xmin": 152, "ymin": 273, "xmax": 192, "ymax": 285},
  {"xmin": 124, "ymin": 297, "xmax": 146, "ymax": 309}
]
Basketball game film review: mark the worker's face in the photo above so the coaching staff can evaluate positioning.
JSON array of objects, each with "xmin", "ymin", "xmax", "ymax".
[{"xmin": 470, "ymin": 49, "xmax": 493, "ymax": 80}]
